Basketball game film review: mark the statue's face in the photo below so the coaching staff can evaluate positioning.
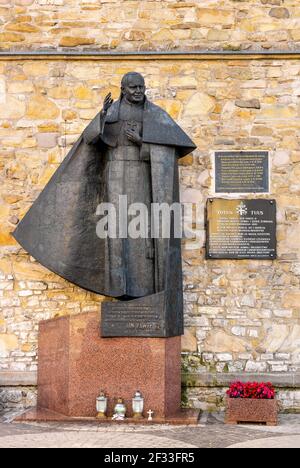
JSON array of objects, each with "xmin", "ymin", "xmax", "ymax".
[{"xmin": 122, "ymin": 75, "xmax": 146, "ymax": 104}]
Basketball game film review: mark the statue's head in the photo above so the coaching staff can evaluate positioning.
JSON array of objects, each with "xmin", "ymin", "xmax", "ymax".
[{"xmin": 121, "ymin": 72, "xmax": 146, "ymax": 104}]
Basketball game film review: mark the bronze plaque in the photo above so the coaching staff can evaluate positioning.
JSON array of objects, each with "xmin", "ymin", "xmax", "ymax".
[
  {"xmin": 101, "ymin": 303, "xmax": 164, "ymax": 337},
  {"xmin": 215, "ymin": 151, "xmax": 269, "ymax": 193},
  {"xmin": 206, "ymin": 199, "xmax": 277, "ymax": 260},
  {"xmin": 101, "ymin": 293, "xmax": 168, "ymax": 337}
]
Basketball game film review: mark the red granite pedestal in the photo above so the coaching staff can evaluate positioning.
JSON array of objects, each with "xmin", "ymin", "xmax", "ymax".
[{"xmin": 33, "ymin": 312, "xmax": 190, "ymax": 421}]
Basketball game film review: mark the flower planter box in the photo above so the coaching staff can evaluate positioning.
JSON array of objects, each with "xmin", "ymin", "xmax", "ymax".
[{"xmin": 225, "ymin": 397, "xmax": 278, "ymax": 426}]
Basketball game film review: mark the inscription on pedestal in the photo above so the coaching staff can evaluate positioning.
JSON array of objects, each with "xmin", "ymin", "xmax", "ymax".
[
  {"xmin": 206, "ymin": 199, "xmax": 277, "ymax": 260},
  {"xmin": 101, "ymin": 302, "xmax": 165, "ymax": 337},
  {"xmin": 215, "ymin": 151, "xmax": 269, "ymax": 193}
]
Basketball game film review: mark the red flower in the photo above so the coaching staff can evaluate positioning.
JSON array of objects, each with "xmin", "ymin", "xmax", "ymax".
[{"xmin": 227, "ymin": 381, "xmax": 275, "ymax": 399}]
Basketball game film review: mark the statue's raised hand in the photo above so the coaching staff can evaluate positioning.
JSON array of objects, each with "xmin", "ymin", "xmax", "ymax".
[{"xmin": 102, "ymin": 93, "xmax": 114, "ymax": 113}]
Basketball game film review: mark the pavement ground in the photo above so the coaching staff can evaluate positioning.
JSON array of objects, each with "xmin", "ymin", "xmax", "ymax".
[{"xmin": 0, "ymin": 411, "xmax": 300, "ymax": 448}]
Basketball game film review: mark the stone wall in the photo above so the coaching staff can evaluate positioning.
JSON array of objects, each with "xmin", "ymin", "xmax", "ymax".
[
  {"xmin": 0, "ymin": 57, "xmax": 300, "ymax": 411},
  {"xmin": 0, "ymin": 387, "xmax": 36, "ymax": 413},
  {"xmin": 0, "ymin": 0, "xmax": 300, "ymax": 52},
  {"xmin": 185, "ymin": 386, "xmax": 300, "ymax": 413}
]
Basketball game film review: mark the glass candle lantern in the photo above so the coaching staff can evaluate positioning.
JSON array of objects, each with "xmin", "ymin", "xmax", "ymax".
[
  {"xmin": 96, "ymin": 390, "xmax": 108, "ymax": 419},
  {"xmin": 132, "ymin": 390, "xmax": 144, "ymax": 418},
  {"xmin": 113, "ymin": 398, "xmax": 126, "ymax": 419}
]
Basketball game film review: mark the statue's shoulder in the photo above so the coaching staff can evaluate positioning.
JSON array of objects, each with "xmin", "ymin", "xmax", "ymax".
[
  {"xmin": 143, "ymin": 98, "xmax": 196, "ymax": 154},
  {"xmin": 145, "ymin": 99, "xmax": 165, "ymax": 113},
  {"xmin": 144, "ymin": 99, "xmax": 175, "ymax": 122}
]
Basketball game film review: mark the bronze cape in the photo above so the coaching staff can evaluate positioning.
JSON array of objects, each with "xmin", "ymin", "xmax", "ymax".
[{"xmin": 13, "ymin": 98, "xmax": 196, "ymax": 336}]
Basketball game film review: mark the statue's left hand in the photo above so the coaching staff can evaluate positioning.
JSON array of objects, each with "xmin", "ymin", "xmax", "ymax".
[{"xmin": 126, "ymin": 129, "xmax": 142, "ymax": 146}]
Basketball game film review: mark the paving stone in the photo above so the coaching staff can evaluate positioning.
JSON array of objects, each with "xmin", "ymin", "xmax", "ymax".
[{"xmin": 0, "ymin": 412, "xmax": 299, "ymax": 448}]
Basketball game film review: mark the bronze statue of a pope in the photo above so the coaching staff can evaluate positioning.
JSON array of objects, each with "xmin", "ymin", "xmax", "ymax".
[{"xmin": 13, "ymin": 72, "xmax": 196, "ymax": 337}]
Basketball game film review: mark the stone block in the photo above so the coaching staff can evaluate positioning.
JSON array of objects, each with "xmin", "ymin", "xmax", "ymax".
[
  {"xmin": 48, "ymin": 86, "xmax": 72, "ymax": 99},
  {"xmin": 0, "ymin": 97, "xmax": 26, "ymax": 119},
  {"xmin": 197, "ymin": 9, "xmax": 234, "ymax": 25},
  {"xmin": 235, "ymin": 99, "xmax": 261, "ymax": 109},
  {"xmin": 36, "ymin": 133, "xmax": 59, "ymax": 148},
  {"xmin": 231, "ymin": 327, "xmax": 246, "ymax": 337},
  {"xmin": 283, "ymin": 292, "xmax": 300, "ymax": 308},
  {"xmin": 207, "ymin": 29, "xmax": 230, "ymax": 41},
  {"xmin": 204, "ymin": 330, "xmax": 246, "ymax": 353},
  {"xmin": 15, "ymin": 0, "xmax": 35, "ymax": 4},
  {"xmin": 182, "ymin": 328, "xmax": 197, "ymax": 352},
  {"xmin": 0, "ymin": 32, "xmax": 25, "ymax": 42},
  {"xmin": 23, "ymin": 63, "xmax": 49, "ymax": 77},
  {"xmin": 59, "ymin": 37, "xmax": 95, "ymax": 47},
  {"xmin": 0, "ymin": 231, "xmax": 17, "ymax": 246},
  {"xmin": 273, "ymin": 150, "xmax": 290, "ymax": 166},
  {"xmin": 5, "ymin": 23, "xmax": 40, "ymax": 33},
  {"xmin": 38, "ymin": 312, "xmax": 182, "ymax": 418},
  {"xmin": 216, "ymin": 353, "xmax": 233, "ymax": 362},
  {"xmin": 73, "ymin": 86, "xmax": 93, "ymax": 100},
  {"xmin": 184, "ymin": 92, "xmax": 216, "ymax": 116},
  {"xmin": 0, "ymin": 334, "xmax": 18, "ymax": 352},
  {"xmin": 269, "ymin": 8, "xmax": 290, "ymax": 19},
  {"xmin": 245, "ymin": 361, "xmax": 267, "ymax": 372},
  {"xmin": 26, "ymin": 96, "xmax": 59, "ymax": 120}
]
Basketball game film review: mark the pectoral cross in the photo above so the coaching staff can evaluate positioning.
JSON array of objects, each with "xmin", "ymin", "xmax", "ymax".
[{"xmin": 147, "ymin": 409, "xmax": 154, "ymax": 421}]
